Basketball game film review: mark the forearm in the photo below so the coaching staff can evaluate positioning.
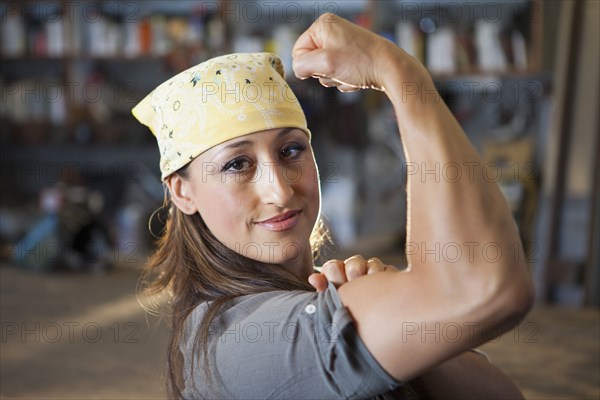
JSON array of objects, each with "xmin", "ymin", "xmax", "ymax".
[{"xmin": 411, "ymin": 352, "xmax": 525, "ymax": 400}]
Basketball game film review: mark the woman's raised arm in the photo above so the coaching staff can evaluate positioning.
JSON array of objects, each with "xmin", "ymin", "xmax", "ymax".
[{"xmin": 293, "ymin": 13, "xmax": 534, "ymax": 382}]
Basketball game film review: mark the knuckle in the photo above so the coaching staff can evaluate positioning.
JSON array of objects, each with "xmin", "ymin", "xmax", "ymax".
[
  {"xmin": 320, "ymin": 12, "xmax": 335, "ymax": 21},
  {"xmin": 323, "ymin": 260, "xmax": 343, "ymax": 275},
  {"xmin": 321, "ymin": 52, "xmax": 337, "ymax": 77},
  {"xmin": 345, "ymin": 263, "xmax": 362, "ymax": 273},
  {"xmin": 344, "ymin": 254, "xmax": 365, "ymax": 263},
  {"xmin": 345, "ymin": 260, "xmax": 367, "ymax": 275},
  {"xmin": 368, "ymin": 257, "xmax": 385, "ymax": 266},
  {"xmin": 321, "ymin": 262, "xmax": 335, "ymax": 273}
]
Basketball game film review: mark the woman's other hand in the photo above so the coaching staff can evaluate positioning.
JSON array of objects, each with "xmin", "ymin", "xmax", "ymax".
[
  {"xmin": 308, "ymin": 255, "xmax": 398, "ymax": 292},
  {"xmin": 292, "ymin": 12, "xmax": 411, "ymax": 92}
]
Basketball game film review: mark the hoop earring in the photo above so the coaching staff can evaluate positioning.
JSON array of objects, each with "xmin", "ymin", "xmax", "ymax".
[{"xmin": 147, "ymin": 205, "xmax": 169, "ymax": 239}]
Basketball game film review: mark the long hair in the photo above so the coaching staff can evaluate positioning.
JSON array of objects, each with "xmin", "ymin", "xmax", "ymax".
[{"xmin": 137, "ymin": 163, "xmax": 333, "ymax": 399}]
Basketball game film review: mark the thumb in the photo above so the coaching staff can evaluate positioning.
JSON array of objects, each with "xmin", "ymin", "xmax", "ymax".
[
  {"xmin": 292, "ymin": 48, "xmax": 336, "ymax": 81},
  {"xmin": 308, "ymin": 273, "xmax": 328, "ymax": 292}
]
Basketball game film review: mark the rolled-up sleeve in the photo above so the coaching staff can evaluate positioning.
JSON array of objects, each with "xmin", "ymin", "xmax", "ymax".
[{"xmin": 181, "ymin": 281, "xmax": 404, "ymax": 399}]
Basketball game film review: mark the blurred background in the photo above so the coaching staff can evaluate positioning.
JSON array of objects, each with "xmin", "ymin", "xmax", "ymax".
[{"xmin": 0, "ymin": 0, "xmax": 598, "ymax": 399}]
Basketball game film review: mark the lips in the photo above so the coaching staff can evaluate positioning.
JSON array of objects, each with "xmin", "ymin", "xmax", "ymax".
[
  {"xmin": 256, "ymin": 210, "xmax": 302, "ymax": 232},
  {"xmin": 257, "ymin": 209, "xmax": 301, "ymax": 224}
]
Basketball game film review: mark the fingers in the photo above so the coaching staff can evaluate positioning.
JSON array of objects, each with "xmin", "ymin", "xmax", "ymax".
[
  {"xmin": 321, "ymin": 259, "xmax": 347, "ymax": 287},
  {"xmin": 366, "ymin": 257, "xmax": 387, "ymax": 274},
  {"xmin": 344, "ymin": 255, "xmax": 368, "ymax": 281},
  {"xmin": 291, "ymin": 29, "xmax": 319, "ymax": 61},
  {"xmin": 318, "ymin": 77, "xmax": 360, "ymax": 93},
  {"xmin": 318, "ymin": 77, "xmax": 339, "ymax": 87},
  {"xmin": 365, "ymin": 257, "xmax": 399, "ymax": 274},
  {"xmin": 308, "ymin": 272, "xmax": 328, "ymax": 292},
  {"xmin": 292, "ymin": 48, "xmax": 336, "ymax": 81},
  {"xmin": 291, "ymin": 13, "xmax": 338, "ymax": 61},
  {"xmin": 310, "ymin": 256, "xmax": 399, "ymax": 291},
  {"xmin": 292, "ymin": 12, "xmax": 381, "ymax": 87},
  {"xmin": 338, "ymin": 84, "xmax": 360, "ymax": 93}
]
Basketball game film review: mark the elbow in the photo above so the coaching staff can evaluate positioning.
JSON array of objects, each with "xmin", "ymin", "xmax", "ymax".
[
  {"xmin": 489, "ymin": 261, "xmax": 536, "ymax": 328},
  {"xmin": 502, "ymin": 284, "xmax": 534, "ymax": 329},
  {"xmin": 462, "ymin": 257, "xmax": 535, "ymax": 334},
  {"xmin": 509, "ymin": 274, "xmax": 535, "ymax": 320}
]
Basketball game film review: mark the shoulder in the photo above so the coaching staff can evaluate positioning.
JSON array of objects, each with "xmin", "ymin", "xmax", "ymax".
[
  {"xmin": 181, "ymin": 289, "xmax": 317, "ymax": 347},
  {"xmin": 189, "ymin": 289, "xmax": 318, "ymax": 324},
  {"xmin": 183, "ymin": 289, "xmax": 327, "ymax": 347}
]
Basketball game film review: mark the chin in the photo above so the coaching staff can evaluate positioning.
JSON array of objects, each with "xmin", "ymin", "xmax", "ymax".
[{"xmin": 230, "ymin": 239, "xmax": 306, "ymax": 265}]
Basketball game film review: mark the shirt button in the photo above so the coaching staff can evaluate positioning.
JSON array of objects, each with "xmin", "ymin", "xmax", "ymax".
[{"xmin": 304, "ymin": 304, "xmax": 316, "ymax": 314}]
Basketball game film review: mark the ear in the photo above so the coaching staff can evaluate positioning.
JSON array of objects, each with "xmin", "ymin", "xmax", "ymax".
[{"xmin": 165, "ymin": 174, "xmax": 198, "ymax": 215}]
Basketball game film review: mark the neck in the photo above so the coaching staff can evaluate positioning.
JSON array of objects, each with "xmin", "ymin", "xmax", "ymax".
[{"xmin": 281, "ymin": 242, "xmax": 314, "ymax": 282}]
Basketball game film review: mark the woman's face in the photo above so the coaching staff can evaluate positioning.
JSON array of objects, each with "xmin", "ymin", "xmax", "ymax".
[{"xmin": 178, "ymin": 127, "xmax": 320, "ymax": 266}]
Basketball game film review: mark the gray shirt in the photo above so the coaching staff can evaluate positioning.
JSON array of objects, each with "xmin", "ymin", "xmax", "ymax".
[{"xmin": 180, "ymin": 281, "xmax": 422, "ymax": 399}]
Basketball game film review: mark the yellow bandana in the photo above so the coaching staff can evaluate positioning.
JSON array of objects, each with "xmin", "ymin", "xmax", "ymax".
[{"xmin": 132, "ymin": 52, "xmax": 311, "ymax": 181}]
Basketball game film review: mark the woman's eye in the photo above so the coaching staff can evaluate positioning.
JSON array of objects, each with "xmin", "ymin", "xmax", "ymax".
[
  {"xmin": 222, "ymin": 158, "xmax": 251, "ymax": 172},
  {"xmin": 281, "ymin": 143, "xmax": 306, "ymax": 159}
]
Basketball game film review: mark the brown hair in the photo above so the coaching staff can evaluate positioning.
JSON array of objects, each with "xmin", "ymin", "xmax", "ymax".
[{"xmin": 137, "ymin": 163, "xmax": 332, "ymax": 399}]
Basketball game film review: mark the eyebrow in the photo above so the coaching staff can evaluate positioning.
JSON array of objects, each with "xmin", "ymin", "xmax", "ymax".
[{"xmin": 221, "ymin": 127, "xmax": 298, "ymax": 151}]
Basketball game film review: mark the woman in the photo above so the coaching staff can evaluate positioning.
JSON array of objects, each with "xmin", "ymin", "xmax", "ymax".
[{"xmin": 133, "ymin": 13, "xmax": 533, "ymax": 399}]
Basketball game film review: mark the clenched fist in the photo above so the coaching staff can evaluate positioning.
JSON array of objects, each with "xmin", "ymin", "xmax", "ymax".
[{"xmin": 292, "ymin": 13, "xmax": 408, "ymax": 92}]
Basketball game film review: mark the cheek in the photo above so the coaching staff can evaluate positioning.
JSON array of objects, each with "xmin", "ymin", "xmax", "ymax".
[
  {"xmin": 307, "ymin": 168, "xmax": 320, "ymax": 203},
  {"xmin": 297, "ymin": 161, "xmax": 320, "ymax": 215},
  {"xmin": 196, "ymin": 186, "xmax": 249, "ymax": 238}
]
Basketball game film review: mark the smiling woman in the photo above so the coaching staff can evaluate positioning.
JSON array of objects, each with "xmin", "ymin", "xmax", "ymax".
[
  {"xmin": 132, "ymin": 52, "xmax": 343, "ymax": 399},
  {"xmin": 133, "ymin": 13, "xmax": 532, "ymax": 400}
]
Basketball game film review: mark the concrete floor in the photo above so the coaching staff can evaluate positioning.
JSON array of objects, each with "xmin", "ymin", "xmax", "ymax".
[
  {"xmin": 1, "ymin": 264, "xmax": 168, "ymax": 399},
  {"xmin": 1, "ymin": 263, "xmax": 598, "ymax": 399}
]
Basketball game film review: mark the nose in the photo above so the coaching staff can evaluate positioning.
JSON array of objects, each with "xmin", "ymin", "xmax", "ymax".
[{"xmin": 257, "ymin": 161, "xmax": 294, "ymax": 206}]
